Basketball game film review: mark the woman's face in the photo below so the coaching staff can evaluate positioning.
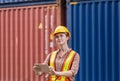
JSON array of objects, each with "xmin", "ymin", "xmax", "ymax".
[{"xmin": 55, "ymin": 33, "xmax": 69, "ymax": 46}]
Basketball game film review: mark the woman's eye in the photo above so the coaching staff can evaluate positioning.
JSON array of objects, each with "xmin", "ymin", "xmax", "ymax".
[
  {"xmin": 60, "ymin": 35, "xmax": 63, "ymax": 37},
  {"xmin": 55, "ymin": 36, "xmax": 58, "ymax": 38}
]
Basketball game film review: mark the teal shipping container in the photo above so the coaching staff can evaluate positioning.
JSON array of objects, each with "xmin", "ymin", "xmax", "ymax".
[{"xmin": 67, "ymin": 0, "xmax": 120, "ymax": 81}]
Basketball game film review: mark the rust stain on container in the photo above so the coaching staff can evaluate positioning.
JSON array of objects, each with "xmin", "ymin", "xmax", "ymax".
[
  {"xmin": 0, "ymin": 4, "xmax": 63, "ymax": 81},
  {"xmin": 38, "ymin": 23, "xmax": 43, "ymax": 29}
]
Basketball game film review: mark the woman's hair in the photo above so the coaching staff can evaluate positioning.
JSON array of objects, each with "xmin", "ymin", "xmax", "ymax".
[{"xmin": 64, "ymin": 32, "xmax": 70, "ymax": 44}]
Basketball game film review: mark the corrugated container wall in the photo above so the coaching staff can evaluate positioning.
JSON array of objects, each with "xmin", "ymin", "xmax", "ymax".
[
  {"xmin": 67, "ymin": 0, "xmax": 120, "ymax": 81},
  {"xmin": 0, "ymin": 4, "xmax": 63, "ymax": 81},
  {"xmin": 0, "ymin": 0, "xmax": 56, "ymax": 4}
]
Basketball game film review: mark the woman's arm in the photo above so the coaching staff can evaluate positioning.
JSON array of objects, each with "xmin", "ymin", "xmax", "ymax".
[
  {"xmin": 49, "ymin": 53, "xmax": 80, "ymax": 77},
  {"xmin": 55, "ymin": 70, "xmax": 73, "ymax": 77},
  {"xmin": 49, "ymin": 66, "xmax": 73, "ymax": 77}
]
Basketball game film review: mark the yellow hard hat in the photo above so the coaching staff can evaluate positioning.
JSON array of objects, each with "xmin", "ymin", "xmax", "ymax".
[
  {"xmin": 53, "ymin": 26, "xmax": 71, "ymax": 37},
  {"xmin": 50, "ymin": 26, "xmax": 71, "ymax": 40}
]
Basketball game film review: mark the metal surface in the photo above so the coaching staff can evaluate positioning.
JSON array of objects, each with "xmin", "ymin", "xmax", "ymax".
[
  {"xmin": 0, "ymin": 0, "xmax": 56, "ymax": 8},
  {"xmin": 0, "ymin": 2, "xmax": 56, "ymax": 8},
  {"xmin": 67, "ymin": 0, "xmax": 120, "ymax": 81},
  {"xmin": 68, "ymin": 0, "xmax": 116, "ymax": 2},
  {"xmin": 0, "ymin": 0, "xmax": 56, "ymax": 4},
  {"xmin": 0, "ymin": 4, "xmax": 61, "ymax": 81}
]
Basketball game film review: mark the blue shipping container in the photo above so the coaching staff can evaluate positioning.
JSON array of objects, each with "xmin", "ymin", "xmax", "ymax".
[
  {"xmin": 0, "ymin": 0, "xmax": 55, "ymax": 4},
  {"xmin": 67, "ymin": 0, "xmax": 120, "ymax": 81}
]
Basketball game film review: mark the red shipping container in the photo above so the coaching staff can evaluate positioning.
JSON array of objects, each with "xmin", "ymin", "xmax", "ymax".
[{"xmin": 0, "ymin": 3, "xmax": 66, "ymax": 81}]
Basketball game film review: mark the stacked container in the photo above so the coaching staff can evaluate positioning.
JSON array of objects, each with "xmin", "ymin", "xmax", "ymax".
[
  {"xmin": 1, "ymin": 0, "xmax": 120, "ymax": 81},
  {"xmin": 67, "ymin": 0, "xmax": 120, "ymax": 81},
  {"xmin": 0, "ymin": 0, "xmax": 66, "ymax": 81},
  {"xmin": 0, "ymin": 0, "xmax": 56, "ymax": 4}
]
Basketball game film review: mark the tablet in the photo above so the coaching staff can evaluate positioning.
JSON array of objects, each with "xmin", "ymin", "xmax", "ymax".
[{"xmin": 35, "ymin": 64, "xmax": 50, "ymax": 73}]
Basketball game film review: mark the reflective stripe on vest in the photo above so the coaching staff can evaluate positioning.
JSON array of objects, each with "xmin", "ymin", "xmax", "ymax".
[
  {"xmin": 50, "ymin": 51, "xmax": 58, "ymax": 81},
  {"xmin": 49, "ymin": 50, "xmax": 76, "ymax": 81}
]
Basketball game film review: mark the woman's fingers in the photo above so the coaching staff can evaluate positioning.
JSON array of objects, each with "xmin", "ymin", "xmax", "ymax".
[
  {"xmin": 33, "ymin": 65, "xmax": 41, "ymax": 72},
  {"xmin": 49, "ymin": 66, "xmax": 56, "ymax": 75},
  {"xmin": 33, "ymin": 66, "xmax": 43, "ymax": 75}
]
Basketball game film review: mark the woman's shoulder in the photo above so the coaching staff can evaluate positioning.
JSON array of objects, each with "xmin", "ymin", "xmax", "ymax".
[
  {"xmin": 71, "ymin": 49, "xmax": 80, "ymax": 57},
  {"xmin": 70, "ymin": 49, "xmax": 78, "ymax": 54}
]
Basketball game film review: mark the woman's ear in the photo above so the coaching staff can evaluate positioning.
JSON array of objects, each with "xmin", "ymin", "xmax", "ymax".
[{"xmin": 66, "ymin": 36, "xmax": 69, "ymax": 41}]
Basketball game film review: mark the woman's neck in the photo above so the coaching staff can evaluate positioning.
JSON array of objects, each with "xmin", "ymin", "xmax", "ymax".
[{"xmin": 58, "ymin": 44, "xmax": 69, "ymax": 52}]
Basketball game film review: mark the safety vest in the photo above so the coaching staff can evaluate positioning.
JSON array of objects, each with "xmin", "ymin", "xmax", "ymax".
[{"xmin": 48, "ymin": 50, "xmax": 76, "ymax": 81}]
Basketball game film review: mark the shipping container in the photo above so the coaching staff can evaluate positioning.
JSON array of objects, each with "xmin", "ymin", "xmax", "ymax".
[
  {"xmin": 0, "ymin": 2, "xmax": 66, "ymax": 81},
  {"xmin": 0, "ymin": 0, "xmax": 56, "ymax": 4},
  {"xmin": 68, "ymin": 0, "xmax": 116, "ymax": 2},
  {"xmin": 0, "ymin": 0, "xmax": 57, "ymax": 8},
  {"xmin": 67, "ymin": 0, "xmax": 120, "ymax": 81}
]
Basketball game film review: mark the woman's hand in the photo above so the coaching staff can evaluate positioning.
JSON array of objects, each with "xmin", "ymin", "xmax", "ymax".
[
  {"xmin": 48, "ymin": 66, "xmax": 61, "ymax": 76},
  {"xmin": 49, "ymin": 66, "xmax": 56, "ymax": 75},
  {"xmin": 33, "ymin": 64, "xmax": 43, "ymax": 75},
  {"xmin": 48, "ymin": 66, "xmax": 73, "ymax": 77}
]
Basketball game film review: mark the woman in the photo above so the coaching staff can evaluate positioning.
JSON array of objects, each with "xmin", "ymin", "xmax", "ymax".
[{"xmin": 33, "ymin": 26, "xmax": 80, "ymax": 81}]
